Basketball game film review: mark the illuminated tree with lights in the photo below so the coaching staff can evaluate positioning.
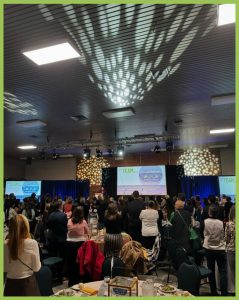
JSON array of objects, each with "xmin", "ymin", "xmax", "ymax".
[
  {"xmin": 76, "ymin": 156, "xmax": 110, "ymax": 186},
  {"xmin": 177, "ymin": 148, "xmax": 220, "ymax": 176}
]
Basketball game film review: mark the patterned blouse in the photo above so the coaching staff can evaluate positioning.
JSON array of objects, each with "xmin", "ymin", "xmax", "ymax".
[{"xmin": 225, "ymin": 221, "xmax": 235, "ymax": 251}]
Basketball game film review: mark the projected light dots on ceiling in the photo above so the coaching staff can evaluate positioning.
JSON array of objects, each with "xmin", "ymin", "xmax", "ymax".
[
  {"xmin": 38, "ymin": 4, "xmax": 217, "ymax": 107},
  {"xmin": 177, "ymin": 148, "xmax": 220, "ymax": 176},
  {"xmin": 76, "ymin": 156, "xmax": 110, "ymax": 186},
  {"xmin": 4, "ymin": 92, "xmax": 38, "ymax": 115}
]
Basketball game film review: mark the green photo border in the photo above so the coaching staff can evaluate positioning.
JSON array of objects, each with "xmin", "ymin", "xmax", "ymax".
[{"xmin": 0, "ymin": 1, "xmax": 237, "ymax": 300}]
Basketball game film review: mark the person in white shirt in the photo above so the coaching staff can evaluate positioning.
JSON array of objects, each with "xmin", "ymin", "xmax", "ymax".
[
  {"xmin": 203, "ymin": 204, "xmax": 227, "ymax": 296},
  {"xmin": 139, "ymin": 200, "xmax": 159, "ymax": 249},
  {"xmin": 4, "ymin": 214, "xmax": 41, "ymax": 296}
]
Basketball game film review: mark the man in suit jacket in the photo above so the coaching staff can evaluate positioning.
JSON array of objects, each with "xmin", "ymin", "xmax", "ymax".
[
  {"xmin": 47, "ymin": 200, "xmax": 68, "ymax": 257},
  {"xmin": 126, "ymin": 191, "xmax": 145, "ymax": 243}
]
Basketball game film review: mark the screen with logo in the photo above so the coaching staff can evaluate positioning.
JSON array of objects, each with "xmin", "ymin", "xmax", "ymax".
[
  {"xmin": 5, "ymin": 181, "xmax": 42, "ymax": 200},
  {"xmin": 218, "ymin": 176, "xmax": 236, "ymax": 202},
  {"xmin": 117, "ymin": 165, "xmax": 167, "ymax": 195}
]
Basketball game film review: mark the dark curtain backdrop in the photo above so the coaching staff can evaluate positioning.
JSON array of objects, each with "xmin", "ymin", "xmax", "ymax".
[
  {"xmin": 41, "ymin": 180, "xmax": 90, "ymax": 199},
  {"xmin": 165, "ymin": 165, "xmax": 184, "ymax": 197},
  {"xmin": 102, "ymin": 167, "xmax": 117, "ymax": 198},
  {"xmin": 181, "ymin": 176, "xmax": 219, "ymax": 200}
]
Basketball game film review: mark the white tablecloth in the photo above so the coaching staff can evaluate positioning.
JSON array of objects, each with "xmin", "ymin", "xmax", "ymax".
[{"xmin": 55, "ymin": 280, "xmax": 192, "ymax": 297}]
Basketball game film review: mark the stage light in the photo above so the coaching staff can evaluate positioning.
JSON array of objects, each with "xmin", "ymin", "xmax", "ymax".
[
  {"xmin": 83, "ymin": 148, "xmax": 91, "ymax": 159},
  {"xmin": 166, "ymin": 141, "xmax": 174, "ymax": 152},
  {"xmin": 96, "ymin": 148, "xmax": 102, "ymax": 158},
  {"xmin": 107, "ymin": 148, "xmax": 114, "ymax": 157},
  {"xmin": 153, "ymin": 144, "xmax": 161, "ymax": 153},
  {"xmin": 117, "ymin": 145, "xmax": 124, "ymax": 156},
  {"xmin": 52, "ymin": 152, "xmax": 59, "ymax": 160}
]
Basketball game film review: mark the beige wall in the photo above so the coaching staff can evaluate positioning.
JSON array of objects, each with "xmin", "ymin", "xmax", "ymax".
[
  {"xmin": 220, "ymin": 148, "xmax": 235, "ymax": 175},
  {"xmin": 4, "ymin": 148, "xmax": 235, "ymax": 180},
  {"xmin": 25, "ymin": 158, "xmax": 77, "ymax": 180},
  {"xmin": 4, "ymin": 157, "xmax": 26, "ymax": 179}
]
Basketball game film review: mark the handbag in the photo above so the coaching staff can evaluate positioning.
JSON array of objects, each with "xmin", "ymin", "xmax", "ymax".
[{"xmin": 176, "ymin": 210, "xmax": 202, "ymax": 251}]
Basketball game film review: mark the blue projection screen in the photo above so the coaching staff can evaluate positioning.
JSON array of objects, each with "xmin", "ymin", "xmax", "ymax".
[
  {"xmin": 218, "ymin": 176, "xmax": 236, "ymax": 202},
  {"xmin": 117, "ymin": 165, "xmax": 167, "ymax": 195},
  {"xmin": 5, "ymin": 181, "xmax": 42, "ymax": 200}
]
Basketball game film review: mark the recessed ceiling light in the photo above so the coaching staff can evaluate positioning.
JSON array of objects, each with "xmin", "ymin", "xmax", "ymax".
[
  {"xmin": 16, "ymin": 119, "xmax": 47, "ymax": 128},
  {"xmin": 18, "ymin": 145, "xmax": 37, "ymax": 150},
  {"xmin": 210, "ymin": 128, "xmax": 235, "ymax": 134},
  {"xmin": 22, "ymin": 42, "xmax": 80, "ymax": 65},
  {"xmin": 218, "ymin": 4, "xmax": 235, "ymax": 26},
  {"xmin": 102, "ymin": 107, "xmax": 135, "ymax": 119}
]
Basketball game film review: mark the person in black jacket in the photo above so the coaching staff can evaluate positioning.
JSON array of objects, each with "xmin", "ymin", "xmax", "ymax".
[
  {"xmin": 126, "ymin": 191, "xmax": 145, "ymax": 243},
  {"xmin": 47, "ymin": 200, "xmax": 68, "ymax": 257},
  {"xmin": 171, "ymin": 198, "xmax": 192, "ymax": 254}
]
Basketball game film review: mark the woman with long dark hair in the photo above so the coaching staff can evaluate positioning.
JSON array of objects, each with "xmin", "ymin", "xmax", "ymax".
[
  {"xmin": 4, "ymin": 214, "xmax": 41, "ymax": 296},
  {"xmin": 104, "ymin": 203, "xmax": 123, "ymax": 257},
  {"xmin": 66, "ymin": 206, "xmax": 89, "ymax": 286}
]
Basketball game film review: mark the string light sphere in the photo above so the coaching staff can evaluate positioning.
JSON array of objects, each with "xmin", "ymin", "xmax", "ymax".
[
  {"xmin": 177, "ymin": 148, "xmax": 220, "ymax": 176},
  {"xmin": 76, "ymin": 156, "xmax": 110, "ymax": 186}
]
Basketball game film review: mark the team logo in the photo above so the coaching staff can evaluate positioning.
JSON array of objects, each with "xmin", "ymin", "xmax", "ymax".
[
  {"xmin": 22, "ymin": 181, "xmax": 40, "ymax": 195},
  {"xmin": 139, "ymin": 166, "xmax": 163, "ymax": 182}
]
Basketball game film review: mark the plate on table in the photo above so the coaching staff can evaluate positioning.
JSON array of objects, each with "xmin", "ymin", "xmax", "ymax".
[
  {"xmin": 159, "ymin": 284, "xmax": 177, "ymax": 294},
  {"xmin": 71, "ymin": 284, "xmax": 81, "ymax": 291}
]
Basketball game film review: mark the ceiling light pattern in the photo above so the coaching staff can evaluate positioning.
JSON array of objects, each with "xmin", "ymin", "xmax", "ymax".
[
  {"xmin": 76, "ymin": 156, "xmax": 110, "ymax": 186},
  {"xmin": 177, "ymin": 148, "xmax": 220, "ymax": 176},
  {"xmin": 4, "ymin": 92, "xmax": 38, "ymax": 115},
  {"xmin": 39, "ymin": 4, "xmax": 217, "ymax": 107}
]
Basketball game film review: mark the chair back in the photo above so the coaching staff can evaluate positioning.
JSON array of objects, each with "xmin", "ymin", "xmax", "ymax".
[
  {"xmin": 102, "ymin": 256, "xmax": 125, "ymax": 278},
  {"xmin": 35, "ymin": 266, "xmax": 54, "ymax": 296},
  {"xmin": 167, "ymin": 239, "xmax": 180, "ymax": 270},
  {"xmin": 177, "ymin": 261, "xmax": 201, "ymax": 296},
  {"xmin": 175, "ymin": 247, "xmax": 188, "ymax": 269}
]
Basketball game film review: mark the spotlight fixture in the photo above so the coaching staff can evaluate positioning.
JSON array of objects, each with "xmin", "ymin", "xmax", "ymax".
[
  {"xmin": 52, "ymin": 152, "xmax": 59, "ymax": 160},
  {"xmin": 153, "ymin": 144, "xmax": 161, "ymax": 153},
  {"xmin": 166, "ymin": 141, "xmax": 174, "ymax": 152},
  {"xmin": 107, "ymin": 148, "xmax": 114, "ymax": 158},
  {"xmin": 117, "ymin": 145, "xmax": 125, "ymax": 156},
  {"xmin": 96, "ymin": 148, "xmax": 102, "ymax": 158},
  {"xmin": 83, "ymin": 148, "xmax": 91, "ymax": 159}
]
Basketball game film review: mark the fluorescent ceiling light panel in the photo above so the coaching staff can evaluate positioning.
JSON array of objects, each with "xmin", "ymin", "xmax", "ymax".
[
  {"xmin": 16, "ymin": 119, "xmax": 47, "ymax": 128},
  {"xmin": 218, "ymin": 4, "xmax": 235, "ymax": 26},
  {"xmin": 102, "ymin": 107, "xmax": 135, "ymax": 119},
  {"xmin": 210, "ymin": 128, "xmax": 235, "ymax": 134},
  {"xmin": 22, "ymin": 42, "xmax": 80, "ymax": 65},
  {"xmin": 211, "ymin": 94, "xmax": 235, "ymax": 106},
  {"xmin": 18, "ymin": 145, "xmax": 37, "ymax": 150},
  {"xmin": 209, "ymin": 144, "xmax": 228, "ymax": 149}
]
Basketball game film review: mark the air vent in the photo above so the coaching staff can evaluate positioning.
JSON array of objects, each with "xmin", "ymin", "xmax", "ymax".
[
  {"xmin": 70, "ymin": 115, "xmax": 88, "ymax": 121},
  {"xmin": 174, "ymin": 119, "xmax": 183, "ymax": 125},
  {"xmin": 16, "ymin": 119, "xmax": 47, "ymax": 128},
  {"xmin": 102, "ymin": 107, "xmax": 135, "ymax": 119}
]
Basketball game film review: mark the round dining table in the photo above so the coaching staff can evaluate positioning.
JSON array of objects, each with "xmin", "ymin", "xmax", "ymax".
[{"xmin": 55, "ymin": 279, "xmax": 193, "ymax": 297}]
